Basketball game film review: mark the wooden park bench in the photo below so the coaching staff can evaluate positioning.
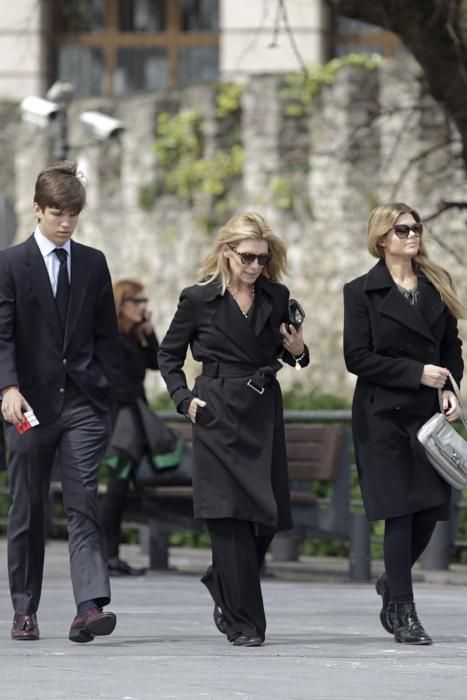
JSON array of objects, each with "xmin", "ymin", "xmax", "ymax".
[{"xmin": 122, "ymin": 411, "xmax": 359, "ymax": 574}]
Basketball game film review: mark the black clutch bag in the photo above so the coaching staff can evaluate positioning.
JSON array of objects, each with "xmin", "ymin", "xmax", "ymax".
[{"xmin": 288, "ymin": 299, "xmax": 305, "ymax": 330}]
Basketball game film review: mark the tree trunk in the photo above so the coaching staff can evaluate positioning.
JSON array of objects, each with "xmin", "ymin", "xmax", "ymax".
[{"xmin": 328, "ymin": 0, "xmax": 467, "ymax": 171}]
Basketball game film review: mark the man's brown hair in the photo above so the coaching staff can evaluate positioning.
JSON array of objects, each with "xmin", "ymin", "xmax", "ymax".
[{"xmin": 34, "ymin": 161, "xmax": 86, "ymax": 214}]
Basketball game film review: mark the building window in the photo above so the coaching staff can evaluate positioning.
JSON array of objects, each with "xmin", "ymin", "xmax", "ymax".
[
  {"xmin": 115, "ymin": 47, "xmax": 169, "ymax": 94},
  {"xmin": 57, "ymin": 0, "xmax": 106, "ymax": 33},
  {"xmin": 118, "ymin": 0, "xmax": 166, "ymax": 33},
  {"xmin": 181, "ymin": 0, "xmax": 219, "ymax": 33},
  {"xmin": 48, "ymin": 0, "xmax": 219, "ymax": 96},
  {"xmin": 332, "ymin": 17, "xmax": 401, "ymax": 58}
]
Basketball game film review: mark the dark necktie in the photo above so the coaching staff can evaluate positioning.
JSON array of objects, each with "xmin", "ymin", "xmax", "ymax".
[{"xmin": 54, "ymin": 247, "xmax": 70, "ymax": 329}]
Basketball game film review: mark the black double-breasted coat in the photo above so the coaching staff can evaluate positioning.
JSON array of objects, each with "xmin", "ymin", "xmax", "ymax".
[
  {"xmin": 343, "ymin": 259, "xmax": 464, "ymax": 521},
  {"xmin": 158, "ymin": 276, "xmax": 309, "ymax": 532}
]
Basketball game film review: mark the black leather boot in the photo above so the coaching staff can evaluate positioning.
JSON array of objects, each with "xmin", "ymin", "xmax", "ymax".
[
  {"xmin": 393, "ymin": 602, "xmax": 433, "ymax": 645},
  {"xmin": 375, "ymin": 572, "xmax": 395, "ymax": 635}
]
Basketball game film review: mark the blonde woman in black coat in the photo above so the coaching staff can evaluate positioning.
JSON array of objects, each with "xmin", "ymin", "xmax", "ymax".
[
  {"xmin": 158, "ymin": 212, "xmax": 309, "ymax": 647},
  {"xmin": 343, "ymin": 203, "xmax": 464, "ymax": 645}
]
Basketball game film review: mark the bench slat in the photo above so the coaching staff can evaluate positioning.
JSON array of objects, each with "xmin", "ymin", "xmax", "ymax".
[
  {"xmin": 289, "ymin": 490, "xmax": 319, "ymax": 504},
  {"xmin": 288, "ymin": 462, "xmax": 335, "ymax": 481},
  {"xmin": 286, "ymin": 444, "xmax": 331, "ymax": 461},
  {"xmin": 143, "ymin": 486, "xmax": 193, "ymax": 499}
]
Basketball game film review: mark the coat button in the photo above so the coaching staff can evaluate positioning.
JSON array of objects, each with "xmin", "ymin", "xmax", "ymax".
[
  {"xmin": 59, "ymin": 387, "xmax": 65, "ymax": 395},
  {"xmin": 63, "ymin": 358, "xmax": 67, "ymax": 366},
  {"xmin": 395, "ymin": 406, "xmax": 400, "ymax": 411}
]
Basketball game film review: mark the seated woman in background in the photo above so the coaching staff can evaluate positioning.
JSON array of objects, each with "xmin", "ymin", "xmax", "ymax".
[{"xmin": 100, "ymin": 280, "xmax": 159, "ymax": 576}]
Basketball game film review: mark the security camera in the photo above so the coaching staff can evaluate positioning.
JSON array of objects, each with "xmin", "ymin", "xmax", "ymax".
[
  {"xmin": 20, "ymin": 96, "xmax": 61, "ymax": 128},
  {"xmin": 79, "ymin": 111, "xmax": 125, "ymax": 141}
]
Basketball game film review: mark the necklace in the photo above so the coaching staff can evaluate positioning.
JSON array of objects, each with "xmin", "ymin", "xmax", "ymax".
[{"xmin": 227, "ymin": 284, "xmax": 255, "ymax": 318}]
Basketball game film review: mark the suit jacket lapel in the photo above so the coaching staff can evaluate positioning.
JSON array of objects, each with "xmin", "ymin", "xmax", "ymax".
[
  {"xmin": 24, "ymin": 236, "xmax": 63, "ymax": 343},
  {"xmin": 64, "ymin": 241, "xmax": 91, "ymax": 348}
]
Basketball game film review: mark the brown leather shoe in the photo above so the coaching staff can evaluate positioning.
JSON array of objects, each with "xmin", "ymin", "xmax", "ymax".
[
  {"xmin": 69, "ymin": 607, "xmax": 117, "ymax": 644},
  {"xmin": 11, "ymin": 613, "xmax": 39, "ymax": 641}
]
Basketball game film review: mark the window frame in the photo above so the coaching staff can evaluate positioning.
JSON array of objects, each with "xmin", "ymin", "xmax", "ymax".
[
  {"xmin": 48, "ymin": 0, "xmax": 219, "ymax": 95},
  {"xmin": 328, "ymin": 10, "xmax": 400, "ymax": 59}
]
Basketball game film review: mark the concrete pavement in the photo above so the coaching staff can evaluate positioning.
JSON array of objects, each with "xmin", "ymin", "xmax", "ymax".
[{"xmin": 1, "ymin": 540, "xmax": 467, "ymax": 700}]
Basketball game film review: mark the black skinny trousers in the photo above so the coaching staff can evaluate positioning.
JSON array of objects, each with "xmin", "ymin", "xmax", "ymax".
[
  {"xmin": 201, "ymin": 518, "xmax": 273, "ymax": 642},
  {"xmin": 384, "ymin": 509, "xmax": 438, "ymax": 603}
]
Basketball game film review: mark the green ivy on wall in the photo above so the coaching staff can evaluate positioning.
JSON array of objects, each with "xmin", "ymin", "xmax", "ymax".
[
  {"xmin": 154, "ymin": 109, "xmax": 203, "ymax": 171},
  {"xmin": 215, "ymin": 82, "xmax": 243, "ymax": 119},
  {"xmin": 139, "ymin": 83, "xmax": 244, "ymax": 221},
  {"xmin": 280, "ymin": 52, "xmax": 382, "ymax": 118},
  {"xmin": 164, "ymin": 143, "xmax": 245, "ymax": 201},
  {"xmin": 267, "ymin": 176, "xmax": 295, "ymax": 210}
]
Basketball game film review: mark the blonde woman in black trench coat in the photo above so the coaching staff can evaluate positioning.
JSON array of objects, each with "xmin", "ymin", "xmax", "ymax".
[
  {"xmin": 343, "ymin": 202, "xmax": 464, "ymax": 645},
  {"xmin": 158, "ymin": 212, "xmax": 309, "ymax": 647}
]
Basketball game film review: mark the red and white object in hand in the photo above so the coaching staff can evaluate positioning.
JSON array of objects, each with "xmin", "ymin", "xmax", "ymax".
[{"xmin": 15, "ymin": 410, "xmax": 39, "ymax": 434}]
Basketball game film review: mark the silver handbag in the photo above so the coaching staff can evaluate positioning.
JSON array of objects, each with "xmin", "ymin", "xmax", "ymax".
[{"xmin": 417, "ymin": 372, "xmax": 467, "ymax": 490}]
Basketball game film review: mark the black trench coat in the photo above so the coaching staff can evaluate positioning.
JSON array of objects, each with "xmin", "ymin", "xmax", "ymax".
[
  {"xmin": 158, "ymin": 276, "xmax": 309, "ymax": 531},
  {"xmin": 343, "ymin": 259, "xmax": 464, "ymax": 521}
]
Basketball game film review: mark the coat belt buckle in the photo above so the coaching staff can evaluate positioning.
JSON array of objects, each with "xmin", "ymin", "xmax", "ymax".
[{"xmin": 247, "ymin": 378, "xmax": 265, "ymax": 395}]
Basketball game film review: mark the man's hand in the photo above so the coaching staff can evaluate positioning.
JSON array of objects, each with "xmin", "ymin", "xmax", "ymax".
[{"xmin": 1, "ymin": 387, "xmax": 32, "ymax": 425}]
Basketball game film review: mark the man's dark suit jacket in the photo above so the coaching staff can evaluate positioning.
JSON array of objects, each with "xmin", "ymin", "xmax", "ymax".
[{"xmin": 0, "ymin": 235, "xmax": 119, "ymax": 425}]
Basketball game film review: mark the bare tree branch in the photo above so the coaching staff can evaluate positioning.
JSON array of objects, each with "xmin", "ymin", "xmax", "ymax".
[
  {"xmin": 326, "ymin": 1, "xmax": 467, "ymax": 172},
  {"xmin": 423, "ymin": 199, "xmax": 467, "ymax": 222}
]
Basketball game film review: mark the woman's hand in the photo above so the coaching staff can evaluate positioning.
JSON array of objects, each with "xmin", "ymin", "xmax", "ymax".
[
  {"xmin": 280, "ymin": 323, "xmax": 304, "ymax": 358},
  {"xmin": 187, "ymin": 398, "xmax": 207, "ymax": 424},
  {"xmin": 140, "ymin": 309, "xmax": 154, "ymax": 335},
  {"xmin": 420, "ymin": 364, "xmax": 449, "ymax": 389},
  {"xmin": 441, "ymin": 390, "xmax": 461, "ymax": 422},
  {"xmin": 135, "ymin": 310, "xmax": 155, "ymax": 343}
]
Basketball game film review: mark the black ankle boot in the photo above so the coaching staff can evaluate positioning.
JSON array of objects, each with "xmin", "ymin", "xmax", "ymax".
[
  {"xmin": 393, "ymin": 602, "xmax": 433, "ymax": 645},
  {"xmin": 375, "ymin": 572, "xmax": 395, "ymax": 635}
]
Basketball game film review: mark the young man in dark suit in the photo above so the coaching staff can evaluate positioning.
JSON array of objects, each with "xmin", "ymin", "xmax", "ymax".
[{"xmin": 0, "ymin": 161, "xmax": 120, "ymax": 642}]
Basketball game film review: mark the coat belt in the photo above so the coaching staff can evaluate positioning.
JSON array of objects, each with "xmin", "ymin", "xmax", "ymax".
[{"xmin": 202, "ymin": 361, "xmax": 283, "ymax": 395}]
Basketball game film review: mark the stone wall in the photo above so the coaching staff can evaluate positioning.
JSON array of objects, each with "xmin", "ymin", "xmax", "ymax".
[{"xmin": 4, "ymin": 57, "xmax": 467, "ymax": 401}]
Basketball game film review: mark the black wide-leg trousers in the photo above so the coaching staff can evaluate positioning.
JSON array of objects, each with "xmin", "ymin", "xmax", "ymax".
[{"xmin": 201, "ymin": 518, "xmax": 273, "ymax": 642}]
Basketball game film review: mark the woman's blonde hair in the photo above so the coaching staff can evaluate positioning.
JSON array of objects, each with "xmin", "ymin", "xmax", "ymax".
[
  {"xmin": 113, "ymin": 279, "xmax": 145, "ymax": 333},
  {"xmin": 196, "ymin": 212, "xmax": 287, "ymax": 292},
  {"xmin": 368, "ymin": 202, "xmax": 465, "ymax": 319}
]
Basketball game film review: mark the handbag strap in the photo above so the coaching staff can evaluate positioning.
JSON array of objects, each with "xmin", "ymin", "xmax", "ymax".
[{"xmin": 438, "ymin": 372, "xmax": 467, "ymax": 429}]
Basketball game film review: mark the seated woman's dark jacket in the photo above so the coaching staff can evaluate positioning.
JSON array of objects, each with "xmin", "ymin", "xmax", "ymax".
[{"xmin": 114, "ymin": 331, "xmax": 159, "ymax": 408}]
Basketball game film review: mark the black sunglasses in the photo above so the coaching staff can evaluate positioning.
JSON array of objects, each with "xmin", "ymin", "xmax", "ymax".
[
  {"xmin": 386, "ymin": 222, "xmax": 423, "ymax": 239},
  {"xmin": 124, "ymin": 296, "xmax": 148, "ymax": 304},
  {"xmin": 228, "ymin": 244, "xmax": 272, "ymax": 266}
]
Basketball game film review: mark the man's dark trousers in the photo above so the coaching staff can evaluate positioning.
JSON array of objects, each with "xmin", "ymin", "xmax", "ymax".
[{"xmin": 6, "ymin": 390, "xmax": 111, "ymax": 613}]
